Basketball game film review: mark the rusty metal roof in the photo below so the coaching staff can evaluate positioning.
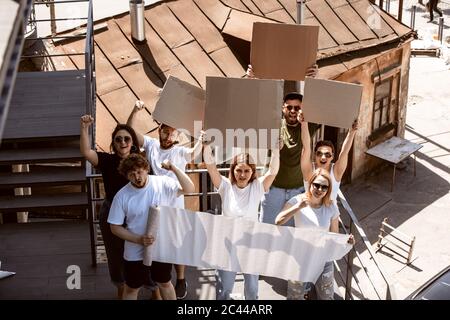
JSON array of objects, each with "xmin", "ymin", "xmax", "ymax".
[{"xmin": 53, "ymin": 0, "xmax": 415, "ymax": 151}]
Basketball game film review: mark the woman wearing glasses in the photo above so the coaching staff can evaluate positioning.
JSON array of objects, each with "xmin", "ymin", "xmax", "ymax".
[
  {"xmin": 80, "ymin": 115, "xmax": 140, "ymax": 299},
  {"xmin": 275, "ymin": 168, "xmax": 354, "ymax": 299},
  {"xmin": 300, "ymin": 115, "xmax": 358, "ymax": 205}
]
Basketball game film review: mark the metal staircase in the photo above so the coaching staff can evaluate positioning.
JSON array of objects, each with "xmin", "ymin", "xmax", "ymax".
[{"xmin": 0, "ymin": 0, "xmax": 96, "ymax": 263}]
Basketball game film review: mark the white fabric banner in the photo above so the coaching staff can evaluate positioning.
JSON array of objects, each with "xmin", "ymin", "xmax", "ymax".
[{"xmin": 144, "ymin": 206, "xmax": 352, "ymax": 283}]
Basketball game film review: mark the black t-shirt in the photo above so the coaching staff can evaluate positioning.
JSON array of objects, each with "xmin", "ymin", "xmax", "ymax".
[{"xmin": 96, "ymin": 152, "xmax": 129, "ymax": 202}]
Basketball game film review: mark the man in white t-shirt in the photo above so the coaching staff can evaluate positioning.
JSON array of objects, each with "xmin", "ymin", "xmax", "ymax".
[
  {"xmin": 127, "ymin": 100, "xmax": 203, "ymax": 299},
  {"xmin": 108, "ymin": 153, "xmax": 195, "ymax": 300}
]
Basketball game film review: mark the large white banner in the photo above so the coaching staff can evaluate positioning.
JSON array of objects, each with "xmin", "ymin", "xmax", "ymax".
[{"xmin": 145, "ymin": 206, "xmax": 352, "ymax": 283}]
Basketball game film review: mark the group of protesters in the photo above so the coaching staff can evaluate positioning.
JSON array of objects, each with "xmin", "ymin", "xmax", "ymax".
[{"xmin": 80, "ymin": 63, "xmax": 356, "ymax": 300}]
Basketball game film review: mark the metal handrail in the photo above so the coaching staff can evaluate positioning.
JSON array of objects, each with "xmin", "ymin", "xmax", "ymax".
[{"xmin": 337, "ymin": 190, "xmax": 395, "ymax": 299}]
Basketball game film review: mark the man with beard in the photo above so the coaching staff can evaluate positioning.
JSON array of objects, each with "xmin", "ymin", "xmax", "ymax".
[
  {"xmin": 127, "ymin": 100, "xmax": 203, "ymax": 299},
  {"xmin": 108, "ymin": 154, "xmax": 195, "ymax": 300}
]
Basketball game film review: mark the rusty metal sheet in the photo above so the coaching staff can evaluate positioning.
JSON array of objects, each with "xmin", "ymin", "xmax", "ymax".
[
  {"xmin": 210, "ymin": 46, "xmax": 246, "ymax": 78},
  {"xmin": 266, "ymin": 9, "xmax": 295, "ymax": 23},
  {"xmin": 221, "ymin": 0, "xmax": 249, "ymax": 12},
  {"xmin": 332, "ymin": 2, "xmax": 377, "ymax": 41},
  {"xmin": 114, "ymin": 15, "xmax": 180, "ymax": 73},
  {"xmin": 307, "ymin": 0, "xmax": 358, "ymax": 45},
  {"xmin": 222, "ymin": 10, "xmax": 273, "ymax": 42},
  {"xmin": 277, "ymin": 0, "xmax": 296, "ymax": 20},
  {"xmin": 366, "ymin": 136, "xmax": 422, "ymax": 164},
  {"xmin": 349, "ymin": 0, "xmax": 394, "ymax": 38},
  {"xmin": 372, "ymin": 4, "xmax": 412, "ymax": 37},
  {"xmin": 167, "ymin": 0, "xmax": 227, "ymax": 54},
  {"xmin": 100, "ymin": 86, "xmax": 155, "ymax": 136},
  {"xmin": 118, "ymin": 62, "xmax": 163, "ymax": 113},
  {"xmin": 339, "ymin": 47, "xmax": 381, "ymax": 70},
  {"xmin": 251, "ymin": 0, "xmax": 282, "ymax": 14},
  {"xmin": 50, "ymin": 45, "xmax": 78, "ymax": 71},
  {"xmin": 94, "ymin": 20, "xmax": 142, "ymax": 69},
  {"xmin": 95, "ymin": 98, "xmax": 118, "ymax": 152},
  {"xmin": 193, "ymin": 0, "xmax": 231, "ymax": 30},
  {"xmin": 145, "ymin": 3, "xmax": 194, "ymax": 49},
  {"xmin": 241, "ymin": 0, "xmax": 262, "ymax": 15},
  {"xmin": 173, "ymin": 41, "xmax": 224, "ymax": 88},
  {"xmin": 163, "ymin": 63, "xmax": 199, "ymax": 87},
  {"xmin": 317, "ymin": 57, "xmax": 348, "ymax": 80}
]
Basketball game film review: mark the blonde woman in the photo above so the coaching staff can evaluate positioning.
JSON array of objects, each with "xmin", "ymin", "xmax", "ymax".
[{"xmin": 275, "ymin": 168, "xmax": 354, "ymax": 300}]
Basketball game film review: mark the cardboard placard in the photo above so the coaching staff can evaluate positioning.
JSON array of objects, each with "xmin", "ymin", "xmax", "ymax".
[
  {"xmin": 250, "ymin": 22, "xmax": 319, "ymax": 81},
  {"xmin": 204, "ymin": 76, "xmax": 283, "ymax": 161},
  {"xmin": 152, "ymin": 75, "xmax": 205, "ymax": 138},
  {"xmin": 302, "ymin": 78, "xmax": 363, "ymax": 128}
]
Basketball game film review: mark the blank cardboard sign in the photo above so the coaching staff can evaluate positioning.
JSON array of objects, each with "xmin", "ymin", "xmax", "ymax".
[
  {"xmin": 302, "ymin": 78, "xmax": 362, "ymax": 129},
  {"xmin": 250, "ymin": 22, "xmax": 319, "ymax": 81},
  {"xmin": 204, "ymin": 76, "xmax": 283, "ymax": 155},
  {"xmin": 152, "ymin": 75, "xmax": 205, "ymax": 138}
]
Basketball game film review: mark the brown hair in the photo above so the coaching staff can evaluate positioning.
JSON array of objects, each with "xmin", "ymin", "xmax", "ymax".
[
  {"xmin": 306, "ymin": 168, "xmax": 333, "ymax": 207},
  {"xmin": 118, "ymin": 153, "xmax": 149, "ymax": 177},
  {"xmin": 314, "ymin": 140, "xmax": 335, "ymax": 155},
  {"xmin": 110, "ymin": 124, "xmax": 140, "ymax": 155},
  {"xmin": 229, "ymin": 153, "xmax": 257, "ymax": 185}
]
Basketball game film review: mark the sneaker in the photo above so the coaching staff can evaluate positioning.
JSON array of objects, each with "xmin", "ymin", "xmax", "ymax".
[{"xmin": 175, "ymin": 279, "xmax": 188, "ymax": 299}]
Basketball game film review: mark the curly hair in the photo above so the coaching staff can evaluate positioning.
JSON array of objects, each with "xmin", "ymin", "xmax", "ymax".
[{"xmin": 118, "ymin": 153, "xmax": 149, "ymax": 177}]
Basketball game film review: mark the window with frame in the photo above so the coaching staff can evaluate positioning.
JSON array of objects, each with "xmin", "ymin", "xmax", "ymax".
[{"xmin": 372, "ymin": 78, "xmax": 392, "ymax": 132}]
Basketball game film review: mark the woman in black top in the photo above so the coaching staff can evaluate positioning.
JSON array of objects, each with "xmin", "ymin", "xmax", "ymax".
[{"xmin": 80, "ymin": 115, "xmax": 140, "ymax": 299}]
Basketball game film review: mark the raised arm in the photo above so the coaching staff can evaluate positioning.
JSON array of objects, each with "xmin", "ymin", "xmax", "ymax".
[
  {"xmin": 161, "ymin": 160, "xmax": 195, "ymax": 196},
  {"xmin": 260, "ymin": 146, "xmax": 280, "ymax": 192},
  {"xmin": 126, "ymin": 100, "xmax": 145, "ymax": 148},
  {"xmin": 186, "ymin": 130, "xmax": 205, "ymax": 162},
  {"xmin": 80, "ymin": 115, "xmax": 99, "ymax": 166},
  {"xmin": 203, "ymin": 144, "xmax": 222, "ymax": 189},
  {"xmin": 275, "ymin": 194, "xmax": 308, "ymax": 225},
  {"xmin": 300, "ymin": 118, "xmax": 314, "ymax": 182},
  {"xmin": 333, "ymin": 120, "xmax": 358, "ymax": 182}
]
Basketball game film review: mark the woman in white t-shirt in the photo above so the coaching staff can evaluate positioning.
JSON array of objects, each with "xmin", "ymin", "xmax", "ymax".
[
  {"xmin": 203, "ymin": 144, "xmax": 279, "ymax": 300},
  {"xmin": 275, "ymin": 168, "xmax": 354, "ymax": 300}
]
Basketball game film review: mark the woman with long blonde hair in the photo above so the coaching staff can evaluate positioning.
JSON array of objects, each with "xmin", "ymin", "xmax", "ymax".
[{"xmin": 275, "ymin": 168, "xmax": 353, "ymax": 299}]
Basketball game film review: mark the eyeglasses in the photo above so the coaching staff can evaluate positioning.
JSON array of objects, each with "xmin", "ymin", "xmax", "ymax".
[
  {"xmin": 114, "ymin": 136, "xmax": 132, "ymax": 144},
  {"xmin": 312, "ymin": 183, "xmax": 329, "ymax": 192},
  {"xmin": 316, "ymin": 151, "xmax": 333, "ymax": 158},
  {"xmin": 285, "ymin": 104, "xmax": 301, "ymax": 112}
]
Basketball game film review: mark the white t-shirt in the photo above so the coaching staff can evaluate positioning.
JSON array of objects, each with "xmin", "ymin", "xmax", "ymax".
[
  {"xmin": 217, "ymin": 175, "xmax": 264, "ymax": 222},
  {"xmin": 287, "ymin": 196, "xmax": 339, "ymax": 231},
  {"xmin": 304, "ymin": 163, "xmax": 341, "ymax": 204},
  {"xmin": 143, "ymin": 135, "xmax": 190, "ymax": 208},
  {"xmin": 108, "ymin": 175, "xmax": 179, "ymax": 261}
]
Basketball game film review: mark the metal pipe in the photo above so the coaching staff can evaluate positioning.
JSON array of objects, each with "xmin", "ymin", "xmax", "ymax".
[
  {"xmin": 438, "ymin": 17, "xmax": 444, "ymax": 44},
  {"xmin": 130, "ymin": 0, "xmax": 146, "ymax": 43},
  {"xmin": 411, "ymin": 5, "xmax": 416, "ymax": 30},
  {"xmin": 296, "ymin": 0, "xmax": 305, "ymax": 94}
]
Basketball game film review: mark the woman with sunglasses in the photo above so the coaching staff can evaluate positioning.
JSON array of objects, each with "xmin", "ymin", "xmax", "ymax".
[
  {"xmin": 80, "ymin": 114, "xmax": 141, "ymax": 299},
  {"xmin": 300, "ymin": 115, "xmax": 358, "ymax": 205},
  {"xmin": 275, "ymin": 168, "xmax": 354, "ymax": 299},
  {"xmin": 203, "ymin": 142, "xmax": 279, "ymax": 300}
]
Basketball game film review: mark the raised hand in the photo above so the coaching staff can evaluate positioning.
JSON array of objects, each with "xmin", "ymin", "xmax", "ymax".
[{"xmin": 80, "ymin": 114, "xmax": 94, "ymax": 129}]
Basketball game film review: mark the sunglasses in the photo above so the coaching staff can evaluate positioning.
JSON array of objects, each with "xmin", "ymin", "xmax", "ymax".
[
  {"xmin": 285, "ymin": 104, "xmax": 301, "ymax": 112},
  {"xmin": 312, "ymin": 182, "xmax": 329, "ymax": 192},
  {"xmin": 114, "ymin": 136, "xmax": 132, "ymax": 144},
  {"xmin": 316, "ymin": 151, "xmax": 333, "ymax": 158}
]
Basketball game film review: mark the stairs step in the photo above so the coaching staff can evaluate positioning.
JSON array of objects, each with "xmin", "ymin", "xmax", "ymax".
[
  {"xmin": 0, "ymin": 192, "xmax": 88, "ymax": 212},
  {"xmin": 0, "ymin": 145, "xmax": 82, "ymax": 165},
  {"xmin": 3, "ymin": 70, "xmax": 86, "ymax": 140},
  {"xmin": 0, "ymin": 166, "xmax": 86, "ymax": 188}
]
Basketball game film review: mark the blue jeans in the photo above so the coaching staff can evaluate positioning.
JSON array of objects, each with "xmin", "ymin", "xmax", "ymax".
[
  {"xmin": 299, "ymin": 261, "xmax": 334, "ymax": 300},
  {"xmin": 260, "ymin": 186, "xmax": 305, "ymax": 226},
  {"xmin": 215, "ymin": 270, "xmax": 259, "ymax": 300}
]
